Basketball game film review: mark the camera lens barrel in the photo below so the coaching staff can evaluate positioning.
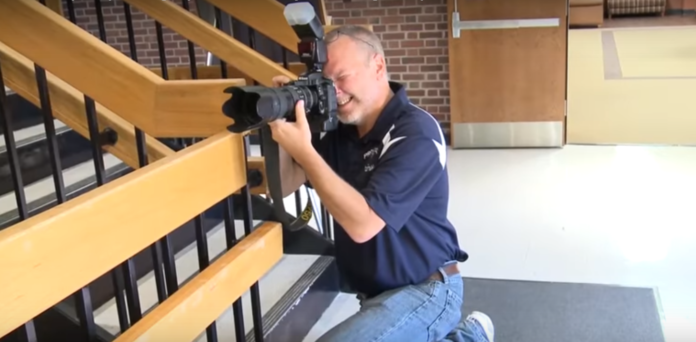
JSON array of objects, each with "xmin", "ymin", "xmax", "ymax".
[{"xmin": 222, "ymin": 83, "xmax": 321, "ymax": 133}]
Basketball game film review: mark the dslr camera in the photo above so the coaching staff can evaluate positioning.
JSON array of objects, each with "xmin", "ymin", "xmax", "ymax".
[{"xmin": 222, "ymin": 2, "xmax": 339, "ymax": 133}]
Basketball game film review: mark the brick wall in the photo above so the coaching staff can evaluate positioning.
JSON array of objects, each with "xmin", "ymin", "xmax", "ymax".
[
  {"xmin": 324, "ymin": 0, "xmax": 450, "ymax": 130},
  {"xmin": 59, "ymin": 0, "xmax": 450, "ymax": 130}
]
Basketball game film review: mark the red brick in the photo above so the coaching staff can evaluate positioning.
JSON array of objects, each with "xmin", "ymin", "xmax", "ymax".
[
  {"xmin": 399, "ymin": 7, "xmax": 423, "ymax": 14},
  {"xmin": 400, "ymin": 40, "xmax": 425, "ymax": 48},
  {"xmin": 382, "ymin": 16, "xmax": 406, "ymax": 24}
]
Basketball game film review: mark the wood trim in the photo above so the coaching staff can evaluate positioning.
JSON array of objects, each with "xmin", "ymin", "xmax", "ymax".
[
  {"xmin": 0, "ymin": 131, "xmax": 248, "ymax": 337},
  {"xmin": 0, "ymin": 41, "xmax": 175, "ymax": 168},
  {"xmin": 113, "ymin": 222, "xmax": 283, "ymax": 342}
]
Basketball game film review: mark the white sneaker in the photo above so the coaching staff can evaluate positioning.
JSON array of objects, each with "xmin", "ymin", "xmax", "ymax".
[{"xmin": 466, "ymin": 311, "xmax": 495, "ymax": 342}]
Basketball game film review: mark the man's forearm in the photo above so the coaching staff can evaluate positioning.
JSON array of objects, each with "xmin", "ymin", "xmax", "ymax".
[
  {"xmin": 278, "ymin": 146, "xmax": 306, "ymax": 197},
  {"xmin": 278, "ymin": 146, "xmax": 307, "ymax": 197},
  {"xmin": 297, "ymin": 150, "xmax": 384, "ymax": 243}
]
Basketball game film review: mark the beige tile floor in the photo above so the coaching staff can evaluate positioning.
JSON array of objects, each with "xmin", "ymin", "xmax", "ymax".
[{"xmin": 567, "ymin": 25, "xmax": 696, "ymax": 145}]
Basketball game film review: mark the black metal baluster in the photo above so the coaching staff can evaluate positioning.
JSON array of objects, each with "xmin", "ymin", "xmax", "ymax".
[
  {"xmin": 63, "ymin": 0, "xmax": 128, "ymax": 334},
  {"xmin": 91, "ymin": 0, "xmax": 143, "ymax": 325},
  {"xmin": 241, "ymin": 136, "xmax": 265, "ymax": 342},
  {"xmin": 208, "ymin": 7, "xmax": 248, "ymax": 340},
  {"xmin": 146, "ymin": 16, "xmax": 182, "ymax": 303},
  {"xmin": 36, "ymin": 47, "xmax": 103, "ymax": 340},
  {"xmin": 322, "ymin": 205, "xmax": 332, "ymax": 239},
  {"xmin": 180, "ymin": 0, "xmax": 200, "ymax": 148},
  {"xmin": 193, "ymin": 213, "xmax": 219, "ymax": 342},
  {"xmin": 182, "ymin": 0, "xmax": 199, "ymax": 80},
  {"xmin": 245, "ymin": 27, "xmax": 266, "ymax": 341},
  {"xmin": 170, "ymin": 2, "xmax": 217, "ymax": 340},
  {"xmin": 189, "ymin": 52, "xmax": 219, "ymax": 342},
  {"xmin": 0, "ymin": 63, "xmax": 38, "ymax": 342},
  {"xmin": 120, "ymin": 0, "xmax": 180, "ymax": 305},
  {"xmin": 222, "ymin": 198, "xmax": 246, "ymax": 341},
  {"xmin": 213, "ymin": 7, "xmax": 228, "ymax": 79}
]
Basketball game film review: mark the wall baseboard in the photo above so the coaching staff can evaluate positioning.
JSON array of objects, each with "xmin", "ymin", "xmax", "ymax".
[{"xmin": 666, "ymin": 8, "xmax": 696, "ymax": 15}]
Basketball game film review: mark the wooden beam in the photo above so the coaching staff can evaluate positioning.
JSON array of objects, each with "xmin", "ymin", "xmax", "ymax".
[
  {"xmin": 153, "ymin": 79, "xmax": 241, "ymax": 137},
  {"xmin": 149, "ymin": 64, "xmax": 308, "ymax": 83},
  {"xmin": 316, "ymin": 0, "xmax": 329, "ymax": 24},
  {"xmin": 0, "ymin": 0, "xmax": 249, "ymax": 137},
  {"xmin": 0, "ymin": 0, "xmax": 160, "ymax": 128},
  {"xmin": 113, "ymin": 222, "xmax": 283, "ymax": 342},
  {"xmin": 124, "ymin": 0, "xmax": 296, "ymax": 87},
  {"xmin": 206, "ymin": 0, "xmax": 299, "ymax": 54},
  {"xmin": 0, "ymin": 131, "xmax": 247, "ymax": 337},
  {"xmin": 0, "ymin": 42, "xmax": 175, "ymax": 168},
  {"xmin": 206, "ymin": 0, "xmax": 373, "ymax": 54}
]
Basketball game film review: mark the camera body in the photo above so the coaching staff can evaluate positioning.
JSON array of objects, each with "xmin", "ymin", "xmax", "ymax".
[{"xmin": 222, "ymin": 2, "xmax": 339, "ymax": 134}]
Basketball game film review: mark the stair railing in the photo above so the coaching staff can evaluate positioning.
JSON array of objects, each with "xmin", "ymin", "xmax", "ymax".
[{"xmin": 0, "ymin": 1, "xmax": 284, "ymax": 342}]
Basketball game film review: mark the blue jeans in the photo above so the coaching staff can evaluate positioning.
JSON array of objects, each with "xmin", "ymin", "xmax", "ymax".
[{"xmin": 316, "ymin": 266, "xmax": 489, "ymax": 342}]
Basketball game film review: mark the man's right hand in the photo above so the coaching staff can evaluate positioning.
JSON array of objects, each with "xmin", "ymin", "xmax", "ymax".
[
  {"xmin": 269, "ymin": 75, "xmax": 307, "ymax": 197},
  {"xmin": 272, "ymin": 75, "xmax": 291, "ymax": 88}
]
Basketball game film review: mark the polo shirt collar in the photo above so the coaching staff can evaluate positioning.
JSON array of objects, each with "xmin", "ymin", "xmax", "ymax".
[{"xmin": 341, "ymin": 81, "xmax": 409, "ymax": 143}]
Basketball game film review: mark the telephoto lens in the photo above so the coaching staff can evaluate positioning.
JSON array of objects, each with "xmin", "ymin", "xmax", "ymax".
[{"xmin": 222, "ymin": 83, "xmax": 318, "ymax": 133}]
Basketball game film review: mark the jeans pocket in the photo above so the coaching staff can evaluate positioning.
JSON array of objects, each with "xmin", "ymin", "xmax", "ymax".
[
  {"xmin": 410, "ymin": 279, "xmax": 441, "ymax": 298},
  {"xmin": 426, "ymin": 288, "xmax": 463, "ymax": 342}
]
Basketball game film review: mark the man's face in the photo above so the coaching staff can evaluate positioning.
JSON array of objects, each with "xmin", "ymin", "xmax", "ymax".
[{"xmin": 323, "ymin": 36, "xmax": 384, "ymax": 126}]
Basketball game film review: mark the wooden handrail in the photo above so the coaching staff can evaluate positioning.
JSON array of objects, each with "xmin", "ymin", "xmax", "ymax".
[
  {"xmin": 206, "ymin": 0, "xmax": 372, "ymax": 54},
  {"xmin": 0, "ymin": 42, "xmax": 175, "ymax": 168},
  {"xmin": 0, "ymin": 0, "xmax": 247, "ymax": 137},
  {"xmin": 124, "ymin": 0, "xmax": 297, "ymax": 86},
  {"xmin": 0, "ymin": 131, "xmax": 253, "ymax": 337},
  {"xmin": 1, "ymin": 46, "xmax": 269, "ymax": 194},
  {"xmin": 114, "ymin": 222, "xmax": 283, "ymax": 342},
  {"xmin": 149, "ymin": 64, "xmax": 308, "ymax": 84}
]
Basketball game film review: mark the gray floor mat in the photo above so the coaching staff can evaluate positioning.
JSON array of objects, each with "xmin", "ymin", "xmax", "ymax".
[{"xmin": 461, "ymin": 277, "xmax": 665, "ymax": 342}]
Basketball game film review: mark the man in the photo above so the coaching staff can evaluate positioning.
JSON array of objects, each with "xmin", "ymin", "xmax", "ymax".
[{"xmin": 268, "ymin": 25, "xmax": 495, "ymax": 342}]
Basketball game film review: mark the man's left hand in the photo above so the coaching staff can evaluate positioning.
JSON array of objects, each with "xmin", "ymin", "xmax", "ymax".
[{"xmin": 268, "ymin": 100, "xmax": 314, "ymax": 163}]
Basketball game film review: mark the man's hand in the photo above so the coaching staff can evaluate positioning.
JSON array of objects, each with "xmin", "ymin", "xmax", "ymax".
[
  {"xmin": 268, "ymin": 99, "xmax": 314, "ymax": 164},
  {"xmin": 268, "ymin": 75, "xmax": 314, "ymax": 162}
]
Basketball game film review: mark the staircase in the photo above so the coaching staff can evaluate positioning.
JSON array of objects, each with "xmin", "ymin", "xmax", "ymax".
[{"xmin": 0, "ymin": 0, "xmax": 363, "ymax": 341}]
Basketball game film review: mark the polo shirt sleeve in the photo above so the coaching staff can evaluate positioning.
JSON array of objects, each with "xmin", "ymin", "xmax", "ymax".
[{"xmin": 360, "ymin": 131, "xmax": 446, "ymax": 232}]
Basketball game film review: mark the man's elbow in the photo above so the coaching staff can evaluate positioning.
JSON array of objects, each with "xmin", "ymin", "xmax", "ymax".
[{"xmin": 345, "ymin": 213, "xmax": 386, "ymax": 244}]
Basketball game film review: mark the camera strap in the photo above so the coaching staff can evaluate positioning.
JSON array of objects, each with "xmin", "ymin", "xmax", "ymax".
[{"xmin": 259, "ymin": 126, "xmax": 314, "ymax": 232}]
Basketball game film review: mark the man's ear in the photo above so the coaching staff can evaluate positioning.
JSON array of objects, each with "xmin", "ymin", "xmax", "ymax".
[{"xmin": 373, "ymin": 54, "xmax": 386, "ymax": 79}]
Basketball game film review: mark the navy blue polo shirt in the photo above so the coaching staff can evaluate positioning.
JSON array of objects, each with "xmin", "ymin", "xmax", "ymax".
[{"xmin": 310, "ymin": 81, "xmax": 468, "ymax": 298}]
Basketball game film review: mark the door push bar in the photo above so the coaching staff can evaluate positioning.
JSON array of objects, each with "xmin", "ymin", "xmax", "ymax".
[{"xmin": 452, "ymin": 11, "xmax": 560, "ymax": 38}]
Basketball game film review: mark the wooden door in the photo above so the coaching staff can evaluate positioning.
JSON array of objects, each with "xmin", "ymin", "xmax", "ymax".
[{"xmin": 447, "ymin": 0, "xmax": 568, "ymax": 148}]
